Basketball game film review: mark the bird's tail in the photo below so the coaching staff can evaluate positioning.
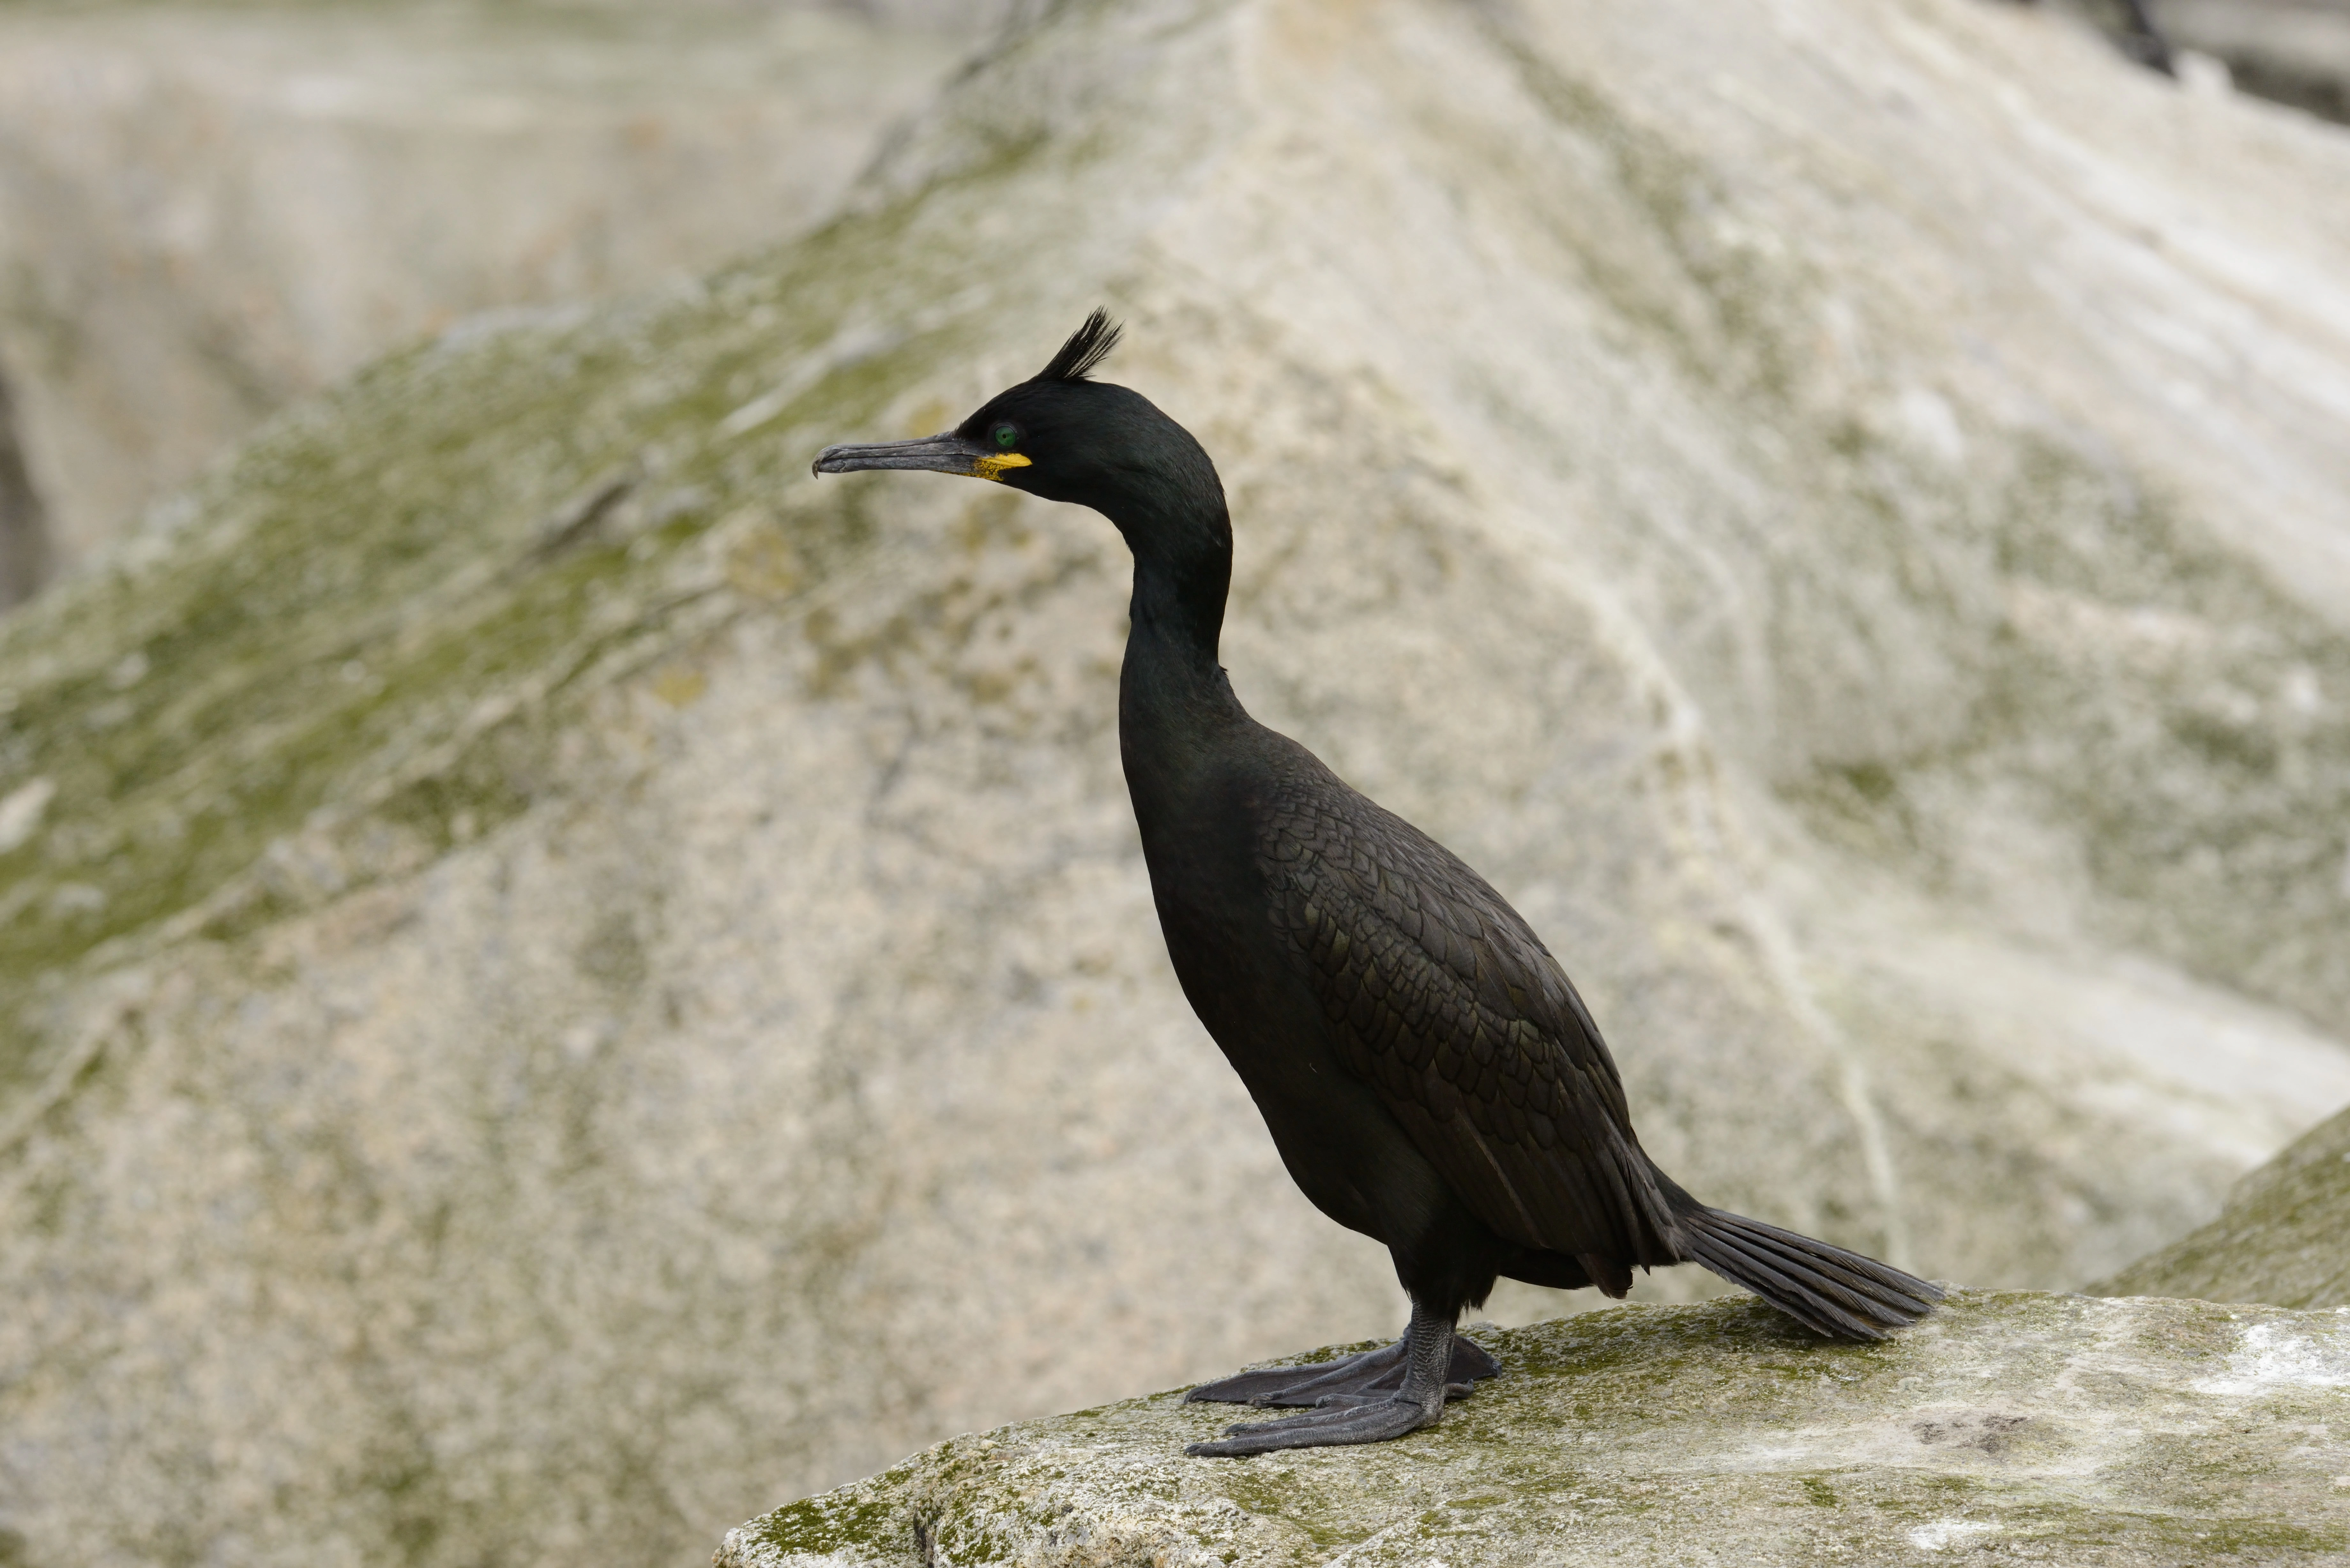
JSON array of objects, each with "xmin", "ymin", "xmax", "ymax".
[{"xmin": 1678, "ymin": 1206, "xmax": 1942, "ymax": 1341}]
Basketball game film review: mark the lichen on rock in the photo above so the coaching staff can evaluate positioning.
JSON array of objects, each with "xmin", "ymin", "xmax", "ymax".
[{"xmin": 719, "ymin": 1292, "xmax": 2350, "ymax": 1567}]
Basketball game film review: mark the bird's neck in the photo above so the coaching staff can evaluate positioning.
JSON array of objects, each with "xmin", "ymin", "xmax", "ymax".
[{"xmin": 1117, "ymin": 529, "xmax": 1245, "ymax": 821}]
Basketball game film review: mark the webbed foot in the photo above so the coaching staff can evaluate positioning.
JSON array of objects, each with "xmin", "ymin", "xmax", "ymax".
[
  {"xmin": 1184, "ymin": 1335, "xmax": 1499, "ymax": 1407},
  {"xmin": 1183, "ymin": 1304, "xmax": 1493, "ymax": 1457}
]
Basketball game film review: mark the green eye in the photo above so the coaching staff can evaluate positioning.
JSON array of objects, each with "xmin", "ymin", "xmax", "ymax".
[{"xmin": 992, "ymin": 423, "xmax": 1020, "ymax": 450}]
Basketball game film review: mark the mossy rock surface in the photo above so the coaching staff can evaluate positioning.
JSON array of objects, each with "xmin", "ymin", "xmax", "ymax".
[
  {"xmin": 0, "ymin": 0, "xmax": 988, "ymax": 577},
  {"xmin": 721, "ymin": 1292, "xmax": 2350, "ymax": 1567},
  {"xmin": 2094, "ymin": 1105, "xmax": 2350, "ymax": 1310}
]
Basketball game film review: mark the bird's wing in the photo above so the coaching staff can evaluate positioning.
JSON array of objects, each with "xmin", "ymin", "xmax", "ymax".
[{"xmin": 1258, "ymin": 762, "xmax": 1682, "ymax": 1268}]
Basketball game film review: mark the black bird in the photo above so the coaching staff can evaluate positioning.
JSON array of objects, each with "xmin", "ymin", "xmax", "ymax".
[{"xmin": 814, "ymin": 313, "xmax": 1941, "ymax": 1457}]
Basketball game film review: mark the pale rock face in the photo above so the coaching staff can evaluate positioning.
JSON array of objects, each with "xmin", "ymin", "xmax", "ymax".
[
  {"xmin": 0, "ymin": 0, "xmax": 1003, "ymax": 593},
  {"xmin": 2, "ymin": 1, "xmax": 2349, "ymax": 1566},
  {"xmin": 716, "ymin": 1293, "xmax": 2350, "ymax": 1567}
]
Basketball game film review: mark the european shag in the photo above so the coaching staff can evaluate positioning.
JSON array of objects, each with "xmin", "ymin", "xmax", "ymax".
[{"xmin": 813, "ymin": 313, "xmax": 1941, "ymax": 1457}]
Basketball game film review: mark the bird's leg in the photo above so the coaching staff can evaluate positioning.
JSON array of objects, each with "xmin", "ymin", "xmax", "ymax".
[
  {"xmin": 1185, "ymin": 1329, "xmax": 1499, "ymax": 1408},
  {"xmin": 1186, "ymin": 1300, "xmax": 1480, "ymax": 1456}
]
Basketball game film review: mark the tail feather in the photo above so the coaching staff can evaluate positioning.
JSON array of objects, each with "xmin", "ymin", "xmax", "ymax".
[
  {"xmin": 1680, "ymin": 1207, "xmax": 1943, "ymax": 1341},
  {"xmin": 1694, "ymin": 1226, "xmax": 1886, "ymax": 1339},
  {"xmin": 1725, "ymin": 1222, "xmax": 1935, "ymax": 1317}
]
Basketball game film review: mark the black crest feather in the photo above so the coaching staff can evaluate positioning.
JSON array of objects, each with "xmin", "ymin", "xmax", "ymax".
[{"xmin": 1033, "ymin": 309, "xmax": 1123, "ymax": 383}]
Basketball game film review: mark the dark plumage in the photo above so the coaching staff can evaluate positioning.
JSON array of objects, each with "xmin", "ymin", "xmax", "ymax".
[{"xmin": 813, "ymin": 312, "xmax": 1941, "ymax": 1456}]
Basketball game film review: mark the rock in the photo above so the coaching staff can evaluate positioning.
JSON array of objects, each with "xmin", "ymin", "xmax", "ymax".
[
  {"xmin": 2093, "ymin": 1103, "xmax": 2350, "ymax": 1308},
  {"xmin": 718, "ymin": 1291, "xmax": 2350, "ymax": 1567},
  {"xmin": 0, "ymin": 360, "xmax": 43, "ymax": 603},
  {"xmin": 0, "ymin": 0, "xmax": 1004, "ymax": 595},
  {"xmin": 2163, "ymin": 0, "xmax": 2350, "ymax": 123},
  {"xmin": 4, "ymin": 1, "xmax": 2350, "ymax": 1565}
]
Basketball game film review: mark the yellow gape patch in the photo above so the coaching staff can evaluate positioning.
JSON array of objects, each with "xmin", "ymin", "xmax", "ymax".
[{"xmin": 973, "ymin": 452, "xmax": 1032, "ymax": 482}]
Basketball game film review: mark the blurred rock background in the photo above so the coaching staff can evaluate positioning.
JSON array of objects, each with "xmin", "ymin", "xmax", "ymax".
[
  {"xmin": 0, "ymin": 1, "xmax": 2346, "ymax": 1567},
  {"xmin": 0, "ymin": 0, "xmax": 1012, "ymax": 599},
  {"xmin": 2158, "ymin": 0, "xmax": 2350, "ymax": 118},
  {"xmin": 9, "ymin": 0, "xmax": 2348, "ymax": 610}
]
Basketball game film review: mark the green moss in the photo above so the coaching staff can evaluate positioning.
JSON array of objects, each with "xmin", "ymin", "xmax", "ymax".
[{"xmin": 751, "ymin": 1487, "xmax": 906, "ymax": 1558}]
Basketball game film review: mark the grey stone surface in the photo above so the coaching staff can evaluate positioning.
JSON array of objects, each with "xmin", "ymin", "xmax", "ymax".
[
  {"xmin": 0, "ymin": 0, "xmax": 998, "ymax": 595},
  {"xmin": 2094, "ymin": 1103, "xmax": 2350, "ymax": 1308},
  {"xmin": 3, "ymin": 0, "xmax": 2349, "ymax": 1565},
  {"xmin": 718, "ymin": 1292, "xmax": 2350, "ymax": 1567}
]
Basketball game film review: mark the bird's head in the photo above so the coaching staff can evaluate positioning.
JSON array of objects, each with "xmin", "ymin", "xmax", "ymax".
[{"xmin": 812, "ymin": 311, "xmax": 1226, "ymax": 557}]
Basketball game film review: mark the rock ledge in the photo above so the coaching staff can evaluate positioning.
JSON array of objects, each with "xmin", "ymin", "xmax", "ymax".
[{"xmin": 720, "ymin": 1292, "xmax": 2350, "ymax": 1567}]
